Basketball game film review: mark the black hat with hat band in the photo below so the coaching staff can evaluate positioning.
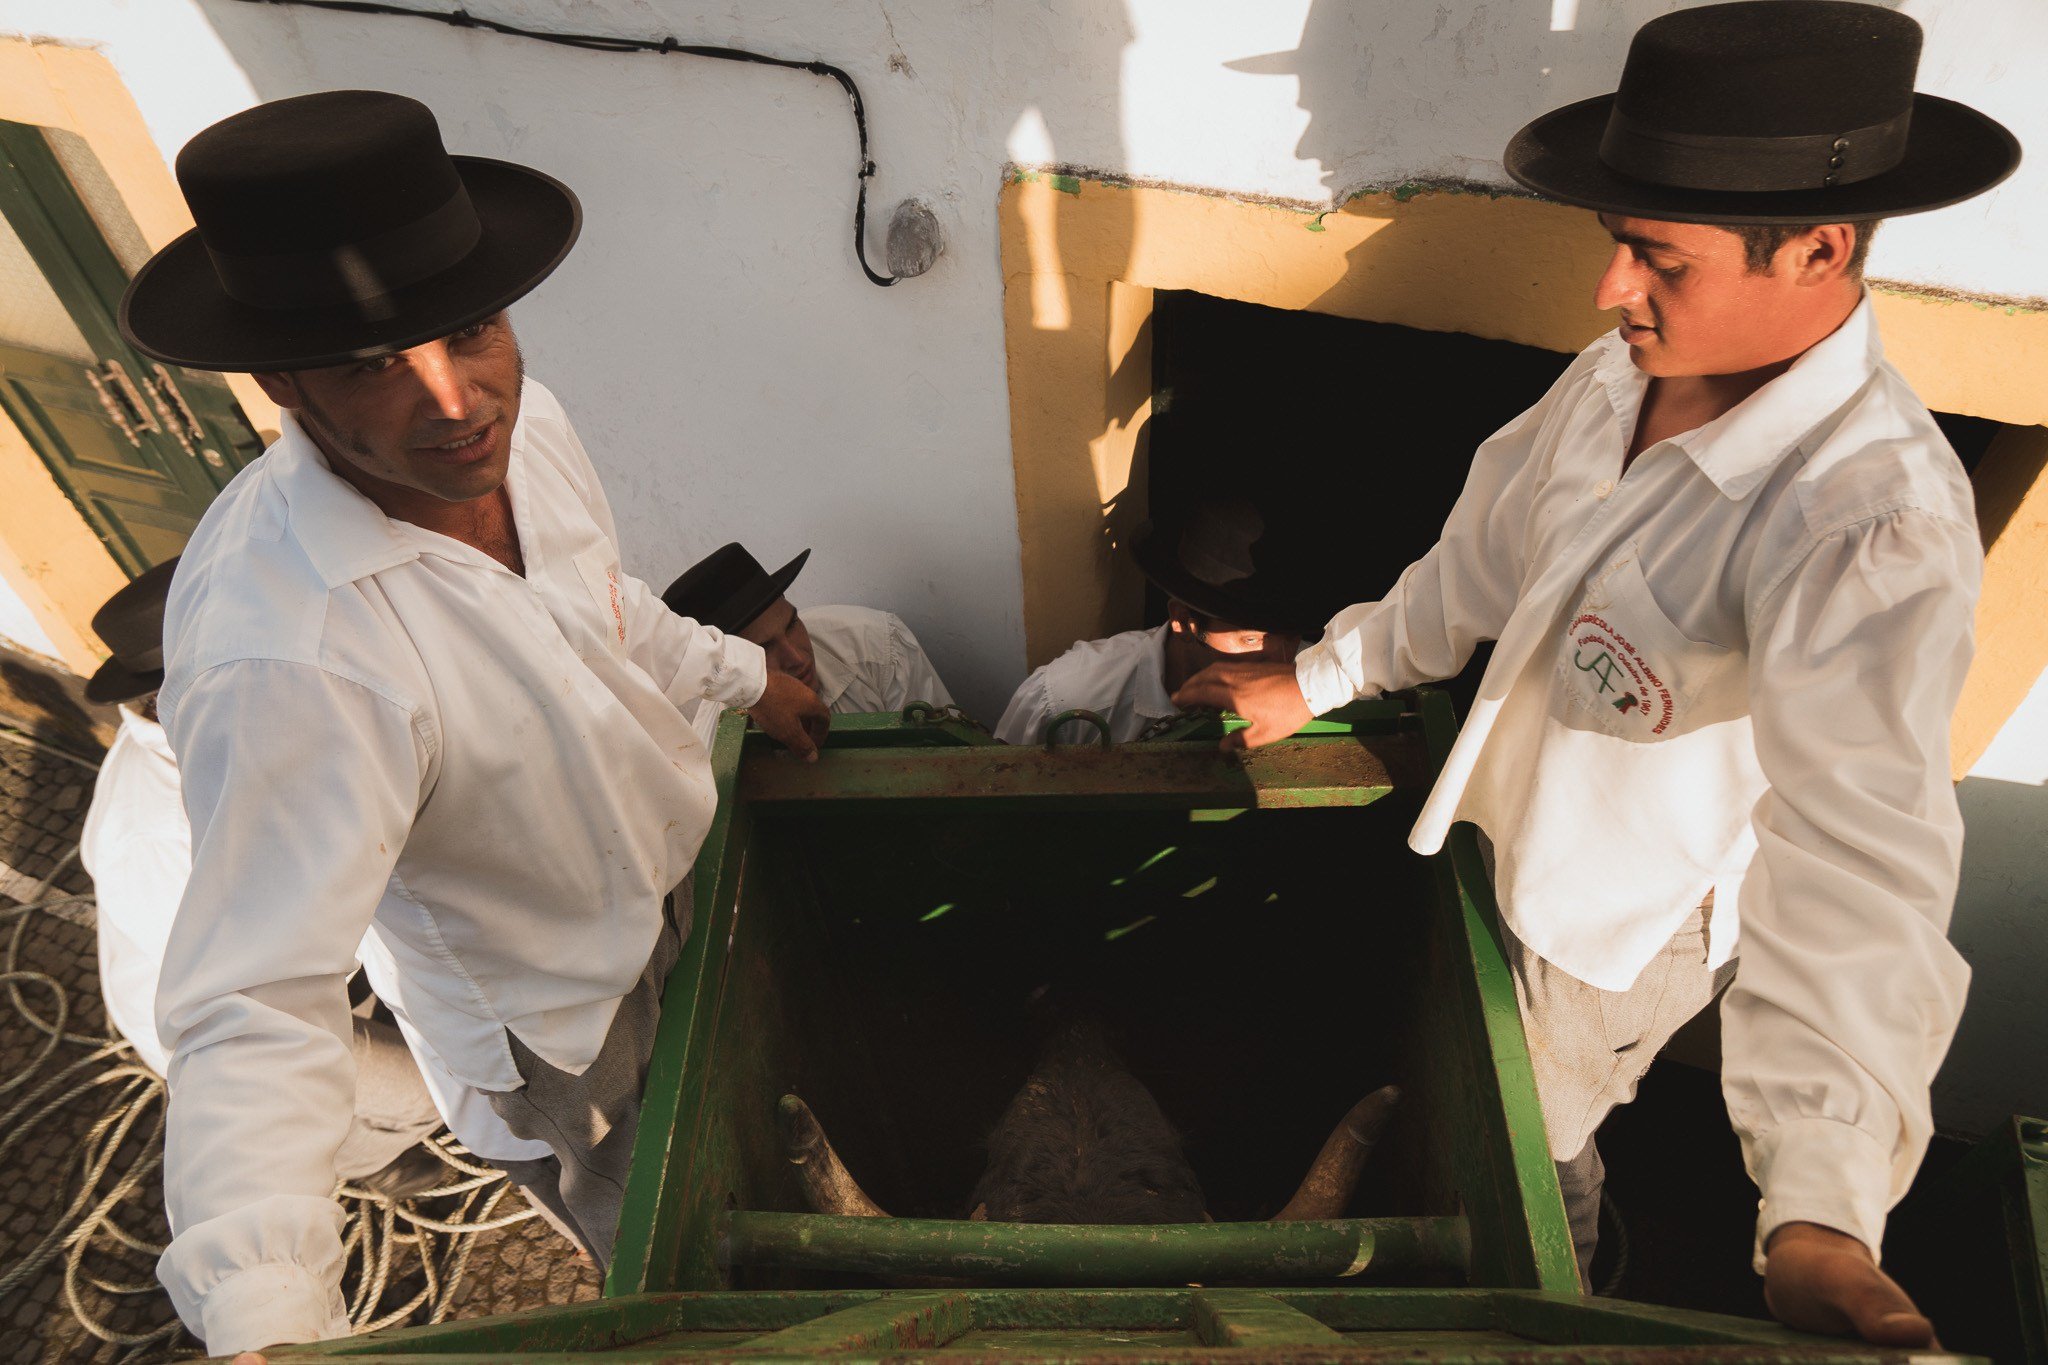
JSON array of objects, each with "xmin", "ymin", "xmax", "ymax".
[
  {"xmin": 1503, "ymin": 1, "xmax": 2019, "ymax": 225},
  {"xmin": 120, "ymin": 90, "xmax": 581, "ymax": 372}
]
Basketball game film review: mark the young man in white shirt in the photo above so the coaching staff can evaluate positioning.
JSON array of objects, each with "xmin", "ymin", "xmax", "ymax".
[
  {"xmin": 1180, "ymin": 3, "xmax": 2019, "ymax": 1347},
  {"xmin": 117, "ymin": 92, "xmax": 827, "ymax": 1356},
  {"xmin": 996, "ymin": 500, "xmax": 1314, "ymax": 746},
  {"xmin": 662, "ymin": 542, "xmax": 954, "ymax": 715}
]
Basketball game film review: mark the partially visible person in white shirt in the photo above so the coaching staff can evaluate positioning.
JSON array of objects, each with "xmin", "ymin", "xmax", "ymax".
[
  {"xmin": 662, "ymin": 541, "xmax": 953, "ymax": 715},
  {"xmin": 1183, "ymin": 2, "xmax": 2020, "ymax": 1349},
  {"xmin": 115, "ymin": 92, "xmax": 827, "ymax": 1357},
  {"xmin": 76, "ymin": 560, "xmax": 529, "ymax": 1202},
  {"xmin": 995, "ymin": 500, "xmax": 1316, "ymax": 746}
]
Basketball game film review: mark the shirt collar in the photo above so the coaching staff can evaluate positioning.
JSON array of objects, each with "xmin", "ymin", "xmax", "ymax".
[
  {"xmin": 275, "ymin": 398, "xmax": 537, "ymax": 587},
  {"xmin": 271, "ymin": 412, "xmax": 421, "ymax": 589},
  {"xmin": 117, "ymin": 705, "xmax": 174, "ymax": 758},
  {"xmin": 1134, "ymin": 625, "xmax": 1176, "ymax": 721},
  {"xmin": 1593, "ymin": 291, "xmax": 1884, "ymax": 503},
  {"xmin": 811, "ymin": 634, "xmax": 855, "ymax": 707}
]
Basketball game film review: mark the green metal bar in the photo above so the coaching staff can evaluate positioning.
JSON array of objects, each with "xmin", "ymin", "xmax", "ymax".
[
  {"xmin": 720, "ymin": 1212, "xmax": 1469, "ymax": 1285},
  {"xmin": 300, "ymin": 1286, "xmax": 708, "ymax": 1353},
  {"xmin": 1189, "ymin": 1290, "xmax": 1346, "ymax": 1347},
  {"xmin": 2007, "ymin": 1116, "xmax": 2048, "ymax": 1359},
  {"xmin": 737, "ymin": 733, "xmax": 1425, "ymax": 812},
  {"xmin": 609, "ymin": 709, "xmax": 753, "ymax": 1297},
  {"xmin": 731, "ymin": 1291, "xmax": 972, "ymax": 1353},
  {"xmin": 1489, "ymin": 1290, "xmax": 1872, "ymax": 1348},
  {"xmin": 1414, "ymin": 687, "xmax": 1581, "ymax": 1296}
]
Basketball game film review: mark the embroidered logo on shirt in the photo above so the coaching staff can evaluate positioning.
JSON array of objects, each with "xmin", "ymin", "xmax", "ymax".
[
  {"xmin": 1567, "ymin": 611, "xmax": 1675, "ymax": 734},
  {"xmin": 606, "ymin": 567, "xmax": 626, "ymax": 645}
]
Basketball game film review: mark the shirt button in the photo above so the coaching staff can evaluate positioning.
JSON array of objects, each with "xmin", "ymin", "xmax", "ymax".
[{"xmin": 1594, "ymin": 479, "xmax": 1615, "ymax": 498}]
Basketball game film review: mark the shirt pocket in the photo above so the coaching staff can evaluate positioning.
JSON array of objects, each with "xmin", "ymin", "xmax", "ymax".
[
  {"xmin": 571, "ymin": 545, "xmax": 630, "ymax": 659},
  {"xmin": 1556, "ymin": 546, "xmax": 1729, "ymax": 741}
]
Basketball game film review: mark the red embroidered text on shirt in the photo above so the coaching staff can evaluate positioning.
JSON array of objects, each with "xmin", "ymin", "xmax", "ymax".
[
  {"xmin": 1567, "ymin": 611, "xmax": 1676, "ymax": 734},
  {"xmin": 606, "ymin": 567, "xmax": 626, "ymax": 645}
]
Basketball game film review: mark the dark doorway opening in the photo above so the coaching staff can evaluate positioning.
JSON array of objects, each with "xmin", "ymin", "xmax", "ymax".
[{"xmin": 1146, "ymin": 292, "xmax": 1574, "ymax": 710}]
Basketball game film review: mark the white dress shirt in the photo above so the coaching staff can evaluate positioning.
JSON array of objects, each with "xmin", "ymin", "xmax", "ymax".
[
  {"xmin": 153, "ymin": 379, "xmax": 766, "ymax": 1353},
  {"xmin": 1293, "ymin": 296, "xmax": 1977, "ymax": 1266},
  {"xmin": 79, "ymin": 705, "xmax": 186, "ymax": 1078},
  {"xmin": 79, "ymin": 709, "xmax": 546, "ymax": 1165},
  {"xmin": 804, "ymin": 603, "xmax": 953, "ymax": 714},
  {"xmin": 996, "ymin": 625, "xmax": 1174, "ymax": 745}
]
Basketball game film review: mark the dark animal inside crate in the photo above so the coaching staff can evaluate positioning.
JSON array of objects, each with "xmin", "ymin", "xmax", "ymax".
[{"xmin": 781, "ymin": 1018, "xmax": 1400, "ymax": 1229}]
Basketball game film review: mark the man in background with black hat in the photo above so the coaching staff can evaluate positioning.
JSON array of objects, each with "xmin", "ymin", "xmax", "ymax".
[
  {"xmin": 1182, "ymin": 1, "xmax": 2018, "ymax": 1346},
  {"xmin": 998, "ymin": 500, "xmax": 1313, "ymax": 746},
  {"xmin": 663, "ymin": 543, "xmax": 953, "ymax": 716},
  {"xmin": 118, "ymin": 91, "xmax": 826, "ymax": 1355}
]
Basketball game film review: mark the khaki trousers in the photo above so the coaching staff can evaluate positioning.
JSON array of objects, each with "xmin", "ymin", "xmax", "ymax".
[
  {"xmin": 483, "ymin": 885, "xmax": 688, "ymax": 1272},
  {"xmin": 1500, "ymin": 902, "xmax": 1736, "ymax": 1290}
]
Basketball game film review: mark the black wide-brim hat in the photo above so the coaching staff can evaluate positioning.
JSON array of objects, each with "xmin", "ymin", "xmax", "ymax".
[
  {"xmin": 84, "ymin": 557, "xmax": 179, "ymax": 705},
  {"xmin": 1505, "ymin": 1, "xmax": 2020, "ymax": 225},
  {"xmin": 1131, "ymin": 508, "xmax": 1322, "ymax": 639},
  {"xmin": 120, "ymin": 90, "xmax": 580, "ymax": 372},
  {"xmin": 662, "ymin": 543, "xmax": 811, "ymax": 637}
]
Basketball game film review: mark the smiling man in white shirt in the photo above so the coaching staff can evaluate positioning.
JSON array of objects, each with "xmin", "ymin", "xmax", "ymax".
[
  {"xmin": 1183, "ymin": 2, "xmax": 2019, "ymax": 1348},
  {"xmin": 117, "ymin": 91, "xmax": 827, "ymax": 1356}
]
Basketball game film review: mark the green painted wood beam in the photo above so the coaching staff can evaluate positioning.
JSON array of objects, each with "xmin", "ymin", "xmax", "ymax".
[
  {"xmin": 720, "ymin": 1212, "xmax": 1469, "ymax": 1285},
  {"xmin": 732, "ymin": 1291, "xmax": 972, "ymax": 1353},
  {"xmin": 736, "ymin": 734, "xmax": 1426, "ymax": 812},
  {"xmin": 1190, "ymin": 1290, "xmax": 1346, "ymax": 1347}
]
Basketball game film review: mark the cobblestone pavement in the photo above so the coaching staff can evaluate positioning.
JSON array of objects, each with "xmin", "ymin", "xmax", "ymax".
[{"xmin": 0, "ymin": 648, "xmax": 599, "ymax": 1362}]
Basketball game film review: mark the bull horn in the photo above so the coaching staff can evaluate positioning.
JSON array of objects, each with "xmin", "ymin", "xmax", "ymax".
[
  {"xmin": 1273, "ymin": 1086, "xmax": 1401, "ymax": 1222},
  {"xmin": 779, "ymin": 1094, "xmax": 890, "ymax": 1218}
]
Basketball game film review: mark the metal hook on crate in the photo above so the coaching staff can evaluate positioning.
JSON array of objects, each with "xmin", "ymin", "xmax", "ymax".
[{"xmin": 1042, "ymin": 709, "xmax": 1113, "ymax": 751}]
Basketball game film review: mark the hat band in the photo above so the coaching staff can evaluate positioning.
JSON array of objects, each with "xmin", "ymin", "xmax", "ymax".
[
  {"xmin": 1599, "ymin": 106, "xmax": 1911, "ymax": 193},
  {"xmin": 205, "ymin": 184, "xmax": 483, "ymax": 311}
]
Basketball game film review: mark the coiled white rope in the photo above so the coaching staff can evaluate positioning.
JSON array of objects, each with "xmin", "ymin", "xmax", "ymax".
[{"xmin": 0, "ymin": 830, "xmax": 540, "ymax": 1361}]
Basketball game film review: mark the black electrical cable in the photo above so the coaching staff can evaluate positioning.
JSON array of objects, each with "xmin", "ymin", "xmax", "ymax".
[{"xmin": 230, "ymin": 0, "xmax": 901, "ymax": 285}]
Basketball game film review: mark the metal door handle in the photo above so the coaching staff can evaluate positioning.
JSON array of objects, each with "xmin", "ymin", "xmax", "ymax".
[
  {"xmin": 148, "ymin": 363, "xmax": 206, "ymax": 443},
  {"xmin": 95, "ymin": 359, "xmax": 161, "ymax": 435},
  {"xmin": 87, "ymin": 368, "xmax": 142, "ymax": 447}
]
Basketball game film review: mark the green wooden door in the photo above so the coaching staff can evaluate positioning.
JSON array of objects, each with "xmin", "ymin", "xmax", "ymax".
[{"xmin": 0, "ymin": 119, "xmax": 263, "ymax": 576}]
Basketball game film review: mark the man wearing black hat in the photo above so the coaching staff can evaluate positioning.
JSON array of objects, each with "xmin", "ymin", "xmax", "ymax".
[
  {"xmin": 662, "ymin": 543, "xmax": 953, "ymax": 715},
  {"xmin": 118, "ymin": 91, "xmax": 826, "ymax": 1354},
  {"xmin": 998, "ymin": 501, "xmax": 1315, "ymax": 746},
  {"xmin": 1181, "ymin": 2, "xmax": 2017, "ymax": 1346},
  {"xmin": 78, "ymin": 559, "xmax": 454, "ymax": 1203}
]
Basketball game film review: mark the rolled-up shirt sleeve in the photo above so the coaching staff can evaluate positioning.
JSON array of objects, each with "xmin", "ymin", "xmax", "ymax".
[
  {"xmin": 1723, "ymin": 507, "xmax": 1978, "ymax": 1267},
  {"xmin": 619, "ymin": 569, "xmax": 768, "ymax": 711},
  {"xmin": 156, "ymin": 658, "xmax": 425, "ymax": 1354},
  {"xmin": 888, "ymin": 613, "xmax": 954, "ymax": 709},
  {"xmin": 1293, "ymin": 360, "xmax": 1574, "ymax": 715}
]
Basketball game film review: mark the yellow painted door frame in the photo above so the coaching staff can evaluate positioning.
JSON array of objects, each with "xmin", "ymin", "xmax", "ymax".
[{"xmin": 0, "ymin": 39, "xmax": 276, "ymax": 675}]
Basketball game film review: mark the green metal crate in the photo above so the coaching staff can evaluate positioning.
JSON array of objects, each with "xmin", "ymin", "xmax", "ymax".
[{"xmin": 267, "ymin": 695, "xmax": 1983, "ymax": 1362}]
